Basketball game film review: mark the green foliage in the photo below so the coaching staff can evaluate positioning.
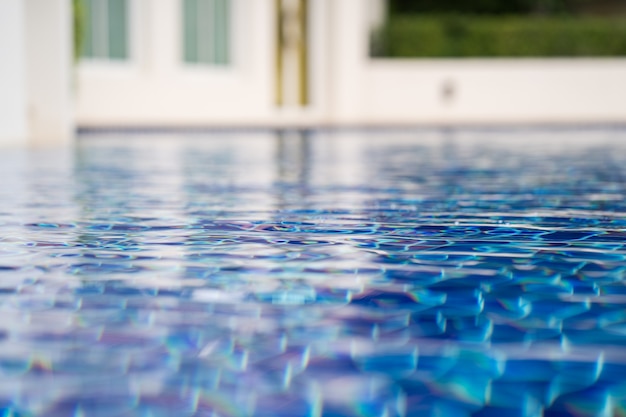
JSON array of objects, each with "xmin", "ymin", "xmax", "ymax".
[{"xmin": 374, "ymin": 15, "xmax": 626, "ymax": 57}]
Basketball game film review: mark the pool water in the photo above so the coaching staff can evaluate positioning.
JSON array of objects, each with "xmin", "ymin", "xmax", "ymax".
[{"xmin": 1, "ymin": 129, "xmax": 626, "ymax": 417}]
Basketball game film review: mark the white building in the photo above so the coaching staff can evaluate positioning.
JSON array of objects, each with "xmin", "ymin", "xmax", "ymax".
[
  {"xmin": 2, "ymin": 0, "xmax": 626, "ymax": 146},
  {"xmin": 1, "ymin": 0, "xmax": 73, "ymax": 146}
]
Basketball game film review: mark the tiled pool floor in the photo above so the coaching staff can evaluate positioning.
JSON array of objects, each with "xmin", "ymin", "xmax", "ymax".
[{"xmin": 1, "ymin": 129, "xmax": 626, "ymax": 416}]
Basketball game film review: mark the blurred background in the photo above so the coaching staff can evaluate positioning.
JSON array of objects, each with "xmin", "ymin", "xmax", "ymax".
[
  {"xmin": 1, "ymin": 0, "xmax": 626, "ymax": 146},
  {"xmin": 373, "ymin": 0, "xmax": 626, "ymax": 57}
]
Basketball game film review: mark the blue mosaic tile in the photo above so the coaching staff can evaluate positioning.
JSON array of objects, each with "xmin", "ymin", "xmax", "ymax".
[{"xmin": 1, "ymin": 130, "xmax": 626, "ymax": 416}]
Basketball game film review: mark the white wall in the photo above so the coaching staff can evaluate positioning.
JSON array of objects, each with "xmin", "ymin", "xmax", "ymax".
[
  {"xmin": 25, "ymin": 0, "xmax": 74, "ymax": 145},
  {"xmin": 75, "ymin": 0, "xmax": 626, "ymax": 127},
  {"xmin": 0, "ymin": 0, "xmax": 28, "ymax": 145},
  {"xmin": 360, "ymin": 59, "xmax": 626, "ymax": 125},
  {"xmin": 76, "ymin": 0, "xmax": 276, "ymax": 127},
  {"xmin": 328, "ymin": 1, "xmax": 626, "ymax": 126}
]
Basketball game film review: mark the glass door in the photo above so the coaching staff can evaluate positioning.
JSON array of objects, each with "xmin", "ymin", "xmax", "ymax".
[{"xmin": 275, "ymin": 0, "xmax": 309, "ymax": 107}]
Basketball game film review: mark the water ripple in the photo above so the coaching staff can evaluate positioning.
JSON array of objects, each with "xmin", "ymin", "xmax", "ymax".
[{"xmin": 0, "ymin": 130, "xmax": 625, "ymax": 416}]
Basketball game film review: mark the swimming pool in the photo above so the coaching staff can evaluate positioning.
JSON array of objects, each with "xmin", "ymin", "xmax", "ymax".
[{"xmin": 1, "ymin": 128, "xmax": 626, "ymax": 416}]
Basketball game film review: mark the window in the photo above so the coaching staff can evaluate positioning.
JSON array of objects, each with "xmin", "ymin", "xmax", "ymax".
[
  {"xmin": 183, "ymin": 0, "xmax": 231, "ymax": 65},
  {"xmin": 82, "ymin": 0, "xmax": 129, "ymax": 60}
]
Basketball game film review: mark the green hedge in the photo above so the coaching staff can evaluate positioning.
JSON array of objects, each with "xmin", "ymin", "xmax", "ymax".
[{"xmin": 372, "ymin": 15, "xmax": 626, "ymax": 57}]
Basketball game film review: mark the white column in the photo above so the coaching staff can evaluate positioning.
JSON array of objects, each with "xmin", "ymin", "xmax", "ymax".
[
  {"xmin": 0, "ymin": 0, "xmax": 28, "ymax": 145},
  {"xmin": 327, "ymin": 0, "xmax": 368, "ymax": 124},
  {"xmin": 24, "ymin": 0, "xmax": 74, "ymax": 145},
  {"xmin": 245, "ymin": 0, "xmax": 276, "ymax": 121}
]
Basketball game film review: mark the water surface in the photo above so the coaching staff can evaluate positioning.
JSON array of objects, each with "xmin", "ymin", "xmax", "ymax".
[{"xmin": 1, "ymin": 129, "xmax": 626, "ymax": 416}]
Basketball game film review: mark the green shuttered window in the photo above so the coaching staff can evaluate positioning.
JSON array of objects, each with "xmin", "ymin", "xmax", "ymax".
[
  {"xmin": 183, "ymin": 0, "xmax": 231, "ymax": 65},
  {"xmin": 82, "ymin": 0, "xmax": 129, "ymax": 60}
]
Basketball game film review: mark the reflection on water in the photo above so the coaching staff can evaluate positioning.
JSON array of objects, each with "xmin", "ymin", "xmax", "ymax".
[{"xmin": 1, "ymin": 129, "xmax": 626, "ymax": 416}]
